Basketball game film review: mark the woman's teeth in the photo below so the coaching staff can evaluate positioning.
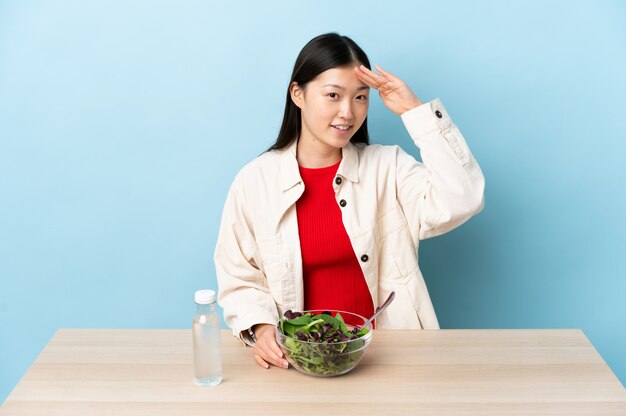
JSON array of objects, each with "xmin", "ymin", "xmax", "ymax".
[{"xmin": 333, "ymin": 125, "xmax": 350, "ymax": 130}]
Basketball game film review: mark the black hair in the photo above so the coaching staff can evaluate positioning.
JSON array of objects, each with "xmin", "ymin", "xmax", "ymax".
[{"xmin": 267, "ymin": 33, "xmax": 371, "ymax": 151}]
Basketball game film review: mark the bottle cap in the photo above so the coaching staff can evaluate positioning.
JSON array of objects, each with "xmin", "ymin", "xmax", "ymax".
[{"xmin": 195, "ymin": 289, "xmax": 216, "ymax": 304}]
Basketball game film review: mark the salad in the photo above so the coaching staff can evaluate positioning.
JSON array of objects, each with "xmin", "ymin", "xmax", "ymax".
[{"xmin": 276, "ymin": 310, "xmax": 371, "ymax": 376}]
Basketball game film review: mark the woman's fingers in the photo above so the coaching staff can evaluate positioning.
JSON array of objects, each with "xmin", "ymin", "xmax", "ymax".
[
  {"xmin": 251, "ymin": 324, "xmax": 289, "ymax": 369},
  {"xmin": 359, "ymin": 65, "xmax": 387, "ymax": 88},
  {"xmin": 355, "ymin": 65, "xmax": 386, "ymax": 89},
  {"xmin": 253, "ymin": 344, "xmax": 288, "ymax": 368},
  {"xmin": 270, "ymin": 339, "xmax": 285, "ymax": 359},
  {"xmin": 354, "ymin": 69, "xmax": 377, "ymax": 89},
  {"xmin": 356, "ymin": 64, "xmax": 423, "ymax": 115},
  {"xmin": 374, "ymin": 64, "xmax": 401, "ymax": 82},
  {"xmin": 254, "ymin": 353, "xmax": 270, "ymax": 369}
]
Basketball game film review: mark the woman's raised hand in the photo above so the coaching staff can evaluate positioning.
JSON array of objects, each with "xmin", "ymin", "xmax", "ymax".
[
  {"xmin": 355, "ymin": 64, "xmax": 423, "ymax": 115},
  {"xmin": 250, "ymin": 324, "xmax": 289, "ymax": 369}
]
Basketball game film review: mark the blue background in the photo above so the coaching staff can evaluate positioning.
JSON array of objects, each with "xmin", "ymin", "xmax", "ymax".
[{"xmin": 1, "ymin": 0, "xmax": 625, "ymax": 402}]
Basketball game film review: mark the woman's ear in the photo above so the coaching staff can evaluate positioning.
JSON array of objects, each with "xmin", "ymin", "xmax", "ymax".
[{"xmin": 290, "ymin": 81, "xmax": 304, "ymax": 109}]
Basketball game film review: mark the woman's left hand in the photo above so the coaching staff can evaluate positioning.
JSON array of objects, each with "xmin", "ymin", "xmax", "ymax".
[{"xmin": 355, "ymin": 64, "xmax": 423, "ymax": 115}]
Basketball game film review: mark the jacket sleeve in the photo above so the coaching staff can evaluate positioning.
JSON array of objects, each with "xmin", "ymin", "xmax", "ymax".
[
  {"xmin": 214, "ymin": 173, "xmax": 279, "ymax": 344},
  {"xmin": 396, "ymin": 98, "xmax": 485, "ymax": 242}
]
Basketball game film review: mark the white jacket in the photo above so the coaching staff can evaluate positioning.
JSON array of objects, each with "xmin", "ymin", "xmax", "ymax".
[{"xmin": 215, "ymin": 99, "xmax": 485, "ymax": 342}]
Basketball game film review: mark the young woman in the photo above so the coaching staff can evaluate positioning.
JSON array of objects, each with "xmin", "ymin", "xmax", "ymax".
[{"xmin": 215, "ymin": 33, "xmax": 484, "ymax": 370}]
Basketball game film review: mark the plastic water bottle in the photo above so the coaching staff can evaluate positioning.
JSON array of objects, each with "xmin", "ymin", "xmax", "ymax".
[{"xmin": 192, "ymin": 289, "xmax": 222, "ymax": 386}]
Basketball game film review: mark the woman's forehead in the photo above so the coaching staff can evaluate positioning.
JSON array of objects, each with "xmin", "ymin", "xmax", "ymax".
[{"xmin": 312, "ymin": 67, "xmax": 369, "ymax": 90}]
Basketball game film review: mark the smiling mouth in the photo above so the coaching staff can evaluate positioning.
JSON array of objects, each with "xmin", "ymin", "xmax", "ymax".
[{"xmin": 331, "ymin": 125, "xmax": 352, "ymax": 130}]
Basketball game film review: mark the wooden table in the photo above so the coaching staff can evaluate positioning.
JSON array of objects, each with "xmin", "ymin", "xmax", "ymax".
[{"xmin": 1, "ymin": 329, "xmax": 625, "ymax": 415}]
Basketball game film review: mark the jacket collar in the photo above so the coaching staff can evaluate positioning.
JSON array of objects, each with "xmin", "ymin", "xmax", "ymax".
[
  {"xmin": 337, "ymin": 141, "xmax": 360, "ymax": 184},
  {"xmin": 278, "ymin": 139, "xmax": 360, "ymax": 192}
]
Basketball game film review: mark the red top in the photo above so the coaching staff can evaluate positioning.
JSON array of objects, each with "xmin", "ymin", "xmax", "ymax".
[{"xmin": 296, "ymin": 161, "xmax": 374, "ymax": 327}]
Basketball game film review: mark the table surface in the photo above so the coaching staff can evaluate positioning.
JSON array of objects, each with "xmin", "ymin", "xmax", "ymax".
[{"xmin": 1, "ymin": 328, "xmax": 625, "ymax": 416}]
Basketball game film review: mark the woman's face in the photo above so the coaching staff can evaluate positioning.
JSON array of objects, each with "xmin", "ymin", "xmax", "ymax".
[{"xmin": 291, "ymin": 65, "xmax": 370, "ymax": 153}]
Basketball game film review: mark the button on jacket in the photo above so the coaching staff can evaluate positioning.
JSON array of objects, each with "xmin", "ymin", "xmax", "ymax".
[{"xmin": 215, "ymin": 99, "xmax": 485, "ymax": 342}]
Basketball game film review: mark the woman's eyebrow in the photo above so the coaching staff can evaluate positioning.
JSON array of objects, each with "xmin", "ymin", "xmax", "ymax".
[{"xmin": 323, "ymin": 83, "xmax": 369, "ymax": 90}]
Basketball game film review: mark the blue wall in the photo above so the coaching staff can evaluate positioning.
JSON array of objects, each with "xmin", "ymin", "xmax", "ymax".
[{"xmin": 1, "ymin": 0, "xmax": 624, "ymax": 402}]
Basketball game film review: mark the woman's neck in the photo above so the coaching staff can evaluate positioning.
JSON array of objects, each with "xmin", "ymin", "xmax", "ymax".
[{"xmin": 296, "ymin": 137, "xmax": 342, "ymax": 168}]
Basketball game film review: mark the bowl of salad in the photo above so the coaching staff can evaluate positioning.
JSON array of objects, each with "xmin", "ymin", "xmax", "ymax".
[{"xmin": 275, "ymin": 309, "xmax": 373, "ymax": 377}]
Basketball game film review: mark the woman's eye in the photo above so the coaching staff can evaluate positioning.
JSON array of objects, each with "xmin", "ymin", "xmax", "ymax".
[
  {"xmin": 328, "ymin": 93, "xmax": 338, "ymax": 99},
  {"xmin": 357, "ymin": 95, "xmax": 368, "ymax": 100}
]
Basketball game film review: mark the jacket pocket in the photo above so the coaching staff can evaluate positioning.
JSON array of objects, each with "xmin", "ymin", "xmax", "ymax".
[
  {"xmin": 375, "ymin": 205, "xmax": 418, "ymax": 283},
  {"xmin": 377, "ymin": 274, "xmax": 422, "ymax": 329}
]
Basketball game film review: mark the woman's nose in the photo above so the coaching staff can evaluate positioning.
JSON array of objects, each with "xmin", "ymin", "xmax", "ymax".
[{"xmin": 338, "ymin": 100, "xmax": 353, "ymax": 120}]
